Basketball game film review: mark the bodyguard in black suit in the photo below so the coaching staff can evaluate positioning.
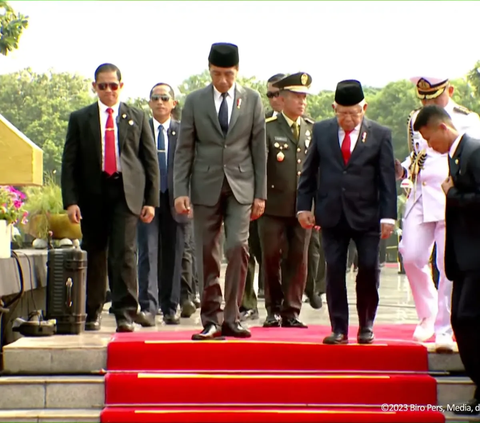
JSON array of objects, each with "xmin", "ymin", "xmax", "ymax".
[
  {"xmin": 61, "ymin": 63, "xmax": 160, "ymax": 333},
  {"xmin": 136, "ymin": 83, "xmax": 195, "ymax": 326},
  {"xmin": 413, "ymin": 105, "xmax": 480, "ymax": 415},
  {"xmin": 297, "ymin": 80, "xmax": 397, "ymax": 345}
]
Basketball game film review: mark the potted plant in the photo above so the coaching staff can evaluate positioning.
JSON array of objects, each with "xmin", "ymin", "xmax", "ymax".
[
  {"xmin": 23, "ymin": 174, "xmax": 82, "ymax": 248},
  {"xmin": 0, "ymin": 186, "xmax": 28, "ymax": 258}
]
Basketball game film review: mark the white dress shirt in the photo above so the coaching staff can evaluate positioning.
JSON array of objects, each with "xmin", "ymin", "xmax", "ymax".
[
  {"xmin": 213, "ymin": 84, "xmax": 235, "ymax": 124},
  {"xmin": 449, "ymin": 133, "xmax": 464, "ymax": 158},
  {"xmin": 338, "ymin": 123, "xmax": 361, "ymax": 152},
  {"xmin": 98, "ymin": 100, "xmax": 121, "ymax": 172},
  {"xmin": 153, "ymin": 117, "xmax": 170, "ymax": 167}
]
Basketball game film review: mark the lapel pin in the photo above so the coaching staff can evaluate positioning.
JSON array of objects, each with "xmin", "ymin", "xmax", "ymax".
[
  {"xmin": 455, "ymin": 159, "xmax": 459, "ymax": 164},
  {"xmin": 306, "ymin": 130, "xmax": 311, "ymax": 137},
  {"xmin": 172, "ymin": 131, "xmax": 176, "ymax": 136},
  {"xmin": 277, "ymin": 152, "xmax": 285, "ymax": 162},
  {"xmin": 128, "ymin": 120, "xmax": 134, "ymax": 126},
  {"xmin": 237, "ymin": 98, "xmax": 242, "ymax": 109},
  {"xmin": 361, "ymin": 132, "xmax": 367, "ymax": 143},
  {"xmin": 305, "ymin": 139, "xmax": 310, "ymax": 148},
  {"xmin": 122, "ymin": 114, "xmax": 127, "ymax": 119},
  {"xmin": 283, "ymin": 143, "xmax": 288, "ymax": 149},
  {"xmin": 274, "ymin": 142, "xmax": 280, "ymax": 148}
]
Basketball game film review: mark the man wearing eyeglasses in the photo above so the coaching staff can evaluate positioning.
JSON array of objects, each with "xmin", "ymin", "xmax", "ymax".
[
  {"xmin": 265, "ymin": 73, "xmax": 286, "ymax": 119},
  {"xmin": 174, "ymin": 42, "xmax": 267, "ymax": 341},
  {"xmin": 61, "ymin": 63, "xmax": 159, "ymax": 333},
  {"xmin": 297, "ymin": 80, "xmax": 397, "ymax": 344},
  {"xmin": 135, "ymin": 83, "xmax": 196, "ymax": 327}
]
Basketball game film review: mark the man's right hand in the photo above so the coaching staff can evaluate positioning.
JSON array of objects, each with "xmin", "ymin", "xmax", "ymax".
[
  {"xmin": 175, "ymin": 196, "xmax": 192, "ymax": 217},
  {"xmin": 67, "ymin": 205, "xmax": 82, "ymax": 224},
  {"xmin": 394, "ymin": 159, "xmax": 405, "ymax": 180},
  {"xmin": 298, "ymin": 211, "xmax": 316, "ymax": 229}
]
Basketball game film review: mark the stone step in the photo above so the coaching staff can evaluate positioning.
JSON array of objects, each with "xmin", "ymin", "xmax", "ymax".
[
  {"xmin": 436, "ymin": 376, "xmax": 476, "ymax": 405},
  {"xmin": 0, "ymin": 409, "xmax": 100, "ymax": 423},
  {"xmin": 0, "ymin": 376, "xmax": 104, "ymax": 410},
  {"xmin": 2, "ymin": 334, "xmax": 109, "ymax": 374}
]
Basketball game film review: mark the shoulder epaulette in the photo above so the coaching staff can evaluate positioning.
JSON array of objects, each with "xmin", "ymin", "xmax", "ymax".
[
  {"xmin": 265, "ymin": 116, "xmax": 278, "ymax": 123},
  {"xmin": 453, "ymin": 105, "xmax": 471, "ymax": 115},
  {"xmin": 304, "ymin": 117, "xmax": 315, "ymax": 124}
]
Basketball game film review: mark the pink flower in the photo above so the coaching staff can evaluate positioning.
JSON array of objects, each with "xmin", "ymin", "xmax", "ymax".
[{"xmin": 14, "ymin": 200, "xmax": 22, "ymax": 209}]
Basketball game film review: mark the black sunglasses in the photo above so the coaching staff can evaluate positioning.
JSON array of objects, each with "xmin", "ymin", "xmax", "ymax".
[
  {"xmin": 266, "ymin": 91, "xmax": 279, "ymax": 99},
  {"xmin": 151, "ymin": 94, "xmax": 172, "ymax": 102},
  {"xmin": 97, "ymin": 82, "xmax": 120, "ymax": 91}
]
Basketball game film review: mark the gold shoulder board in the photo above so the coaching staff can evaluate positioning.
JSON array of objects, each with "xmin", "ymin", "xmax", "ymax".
[
  {"xmin": 304, "ymin": 117, "xmax": 315, "ymax": 124},
  {"xmin": 453, "ymin": 105, "xmax": 471, "ymax": 115},
  {"xmin": 265, "ymin": 116, "xmax": 278, "ymax": 123}
]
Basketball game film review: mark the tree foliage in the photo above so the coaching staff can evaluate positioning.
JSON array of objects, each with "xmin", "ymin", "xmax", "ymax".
[
  {"xmin": 0, "ymin": 1, "xmax": 29, "ymax": 56},
  {"xmin": 2, "ymin": 63, "xmax": 480, "ymax": 177}
]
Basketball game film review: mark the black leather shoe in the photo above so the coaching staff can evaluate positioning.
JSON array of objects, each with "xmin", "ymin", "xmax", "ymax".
[
  {"xmin": 263, "ymin": 314, "xmax": 281, "ymax": 327},
  {"xmin": 222, "ymin": 322, "xmax": 251, "ymax": 338},
  {"xmin": 163, "ymin": 313, "xmax": 180, "ymax": 325},
  {"xmin": 240, "ymin": 309, "xmax": 259, "ymax": 322},
  {"xmin": 85, "ymin": 317, "xmax": 101, "ymax": 331},
  {"xmin": 452, "ymin": 398, "xmax": 480, "ymax": 415},
  {"xmin": 323, "ymin": 332, "xmax": 348, "ymax": 344},
  {"xmin": 180, "ymin": 300, "xmax": 196, "ymax": 318},
  {"xmin": 282, "ymin": 318, "xmax": 308, "ymax": 328},
  {"xmin": 134, "ymin": 311, "xmax": 156, "ymax": 327},
  {"xmin": 192, "ymin": 324, "xmax": 223, "ymax": 341},
  {"xmin": 116, "ymin": 321, "xmax": 134, "ymax": 333},
  {"xmin": 193, "ymin": 296, "xmax": 201, "ymax": 308},
  {"xmin": 357, "ymin": 328, "xmax": 374, "ymax": 344}
]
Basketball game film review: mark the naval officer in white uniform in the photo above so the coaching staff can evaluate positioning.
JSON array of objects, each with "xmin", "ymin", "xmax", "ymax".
[{"xmin": 395, "ymin": 76, "xmax": 480, "ymax": 351}]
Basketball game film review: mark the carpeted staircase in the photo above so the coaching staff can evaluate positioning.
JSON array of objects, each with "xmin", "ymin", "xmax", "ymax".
[{"xmin": 101, "ymin": 324, "xmax": 445, "ymax": 422}]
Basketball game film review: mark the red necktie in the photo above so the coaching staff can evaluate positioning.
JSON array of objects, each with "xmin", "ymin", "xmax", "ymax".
[
  {"xmin": 341, "ymin": 130, "xmax": 353, "ymax": 164},
  {"xmin": 104, "ymin": 108, "xmax": 117, "ymax": 175}
]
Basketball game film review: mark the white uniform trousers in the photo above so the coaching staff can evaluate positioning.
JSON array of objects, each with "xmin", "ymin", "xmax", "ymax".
[{"xmin": 399, "ymin": 200, "xmax": 452, "ymax": 337}]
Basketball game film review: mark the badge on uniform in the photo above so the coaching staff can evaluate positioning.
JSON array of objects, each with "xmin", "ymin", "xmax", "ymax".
[
  {"xmin": 277, "ymin": 152, "xmax": 285, "ymax": 162},
  {"xmin": 400, "ymin": 179, "xmax": 413, "ymax": 190},
  {"xmin": 305, "ymin": 130, "xmax": 311, "ymax": 148},
  {"xmin": 361, "ymin": 132, "xmax": 367, "ymax": 143}
]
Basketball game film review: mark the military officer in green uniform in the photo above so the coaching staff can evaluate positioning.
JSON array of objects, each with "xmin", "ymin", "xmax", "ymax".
[{"xmin": 259, "ymin": 72, "xmax": 314, "ymax": 328}]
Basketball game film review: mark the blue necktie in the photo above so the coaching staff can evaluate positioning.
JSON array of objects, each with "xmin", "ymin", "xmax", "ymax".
[
  {"xmin": 218, "ymin": 92, "xmax": 228, "ymax": 136},
  {"xmin": 157, "ymin": 125, "xmax": 167, "ymax": 193}
]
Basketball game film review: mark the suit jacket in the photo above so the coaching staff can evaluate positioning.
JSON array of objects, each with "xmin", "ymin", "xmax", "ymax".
[
  {"xmin": 297, "ymin": 117, "xmax": 397, "ymax": 231},
  {"xmin": 445, "ymin": 134, "xmax": 480, "ymax": 279},
  {"xmin": 61, "ymin": 102, "xmax": 160, "ymax": 215},
  {"xmin": 149, "ymin": 118, "xmax": 188, "ymax": 224},
  {"xmin": 264, "ymin": 113, "xmax": 314, "ymax": 218},
  {"xmin": 174, "ymin": 83, "xmax": 267, "ymax": 206}
]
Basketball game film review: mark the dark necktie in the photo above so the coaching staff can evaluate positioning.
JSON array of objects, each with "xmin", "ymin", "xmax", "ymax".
[
  {"xmin": 157, "ymin": 124, "xmax": 167, "ymax": 193},
  {"xmin": 218, "ymin": 92, "xmax": 229, "ymax": 136}
]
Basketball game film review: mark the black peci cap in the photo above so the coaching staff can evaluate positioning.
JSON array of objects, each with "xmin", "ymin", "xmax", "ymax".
[
  {"xmin": 208, "ymin": 43, "xmax": 239, "ymax": 68},
  {"xmin": 334, "ymin": 79, "xmax": 364, "ymax": 106}
]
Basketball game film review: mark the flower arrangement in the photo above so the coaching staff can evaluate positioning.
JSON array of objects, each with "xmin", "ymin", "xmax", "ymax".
[{"xmin": 0, "ymin": 186, "xmax": 28, "ymax": 226}]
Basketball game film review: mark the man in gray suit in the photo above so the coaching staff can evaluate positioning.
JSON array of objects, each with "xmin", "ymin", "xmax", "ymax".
[{"xmin": 174, "ymin": 42, "xmax": 267, "ymax": 340}]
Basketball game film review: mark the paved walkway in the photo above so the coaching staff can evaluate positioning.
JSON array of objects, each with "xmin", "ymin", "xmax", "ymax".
[{"xmin": 96, "ymin": 265, "xmax": 420, "ymax": 334}]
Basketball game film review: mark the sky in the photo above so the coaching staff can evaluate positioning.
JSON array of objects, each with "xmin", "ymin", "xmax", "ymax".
[{"xmin": 1, "ymin": 1, "xmax": 480, "ymax": 101}]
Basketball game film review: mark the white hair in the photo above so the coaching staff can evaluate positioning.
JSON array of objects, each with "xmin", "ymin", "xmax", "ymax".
[{"xmin": 333, "ymin": 99, "xmax": 366, "ymax": 109}]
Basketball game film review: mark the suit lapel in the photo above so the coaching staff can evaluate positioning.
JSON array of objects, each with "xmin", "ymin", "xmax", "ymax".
[
  {"xmin": 227, "ymin": 84, "xmax": 245, "ymax": 136},
  {"xmin": 117, "ymin": 103, "xmax": 129, "ymax": 152},
  {"xmin": 206, "ymin": 84, "xmax": 224, "ymax": 137},
  {"xmin": 168, "ymin": 120, "xmax": 178, "ymax": 168},
  {"xmin": 88, "ymin": 103, "xmax": 102, "ymax": 167},
  {"xmin": 330, "ymin": 119, "xmax": 345, "ymax": 165},
  {"xmin": 347, "ymin": 118, "xmax": 369, "ymax": 166}
]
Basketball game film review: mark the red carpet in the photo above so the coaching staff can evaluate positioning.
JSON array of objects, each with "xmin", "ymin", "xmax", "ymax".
[
  {"xmin": 107, "ymin": 324, "xmax": 430, "ymax": 372},
  {"xmin": 101, "ymin": 324, "xmax": 444, "ymax": 423},
  {"xmin": 102, "ymin": 407, "xmax": 445, "ymax": 422}
]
